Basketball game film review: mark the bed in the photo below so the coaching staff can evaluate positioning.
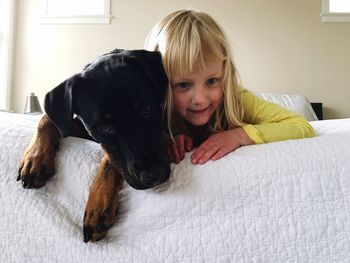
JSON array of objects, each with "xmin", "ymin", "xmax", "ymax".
[{"xmin": 1, "ymin": 109, "xmax": 350, "ymax": 262}]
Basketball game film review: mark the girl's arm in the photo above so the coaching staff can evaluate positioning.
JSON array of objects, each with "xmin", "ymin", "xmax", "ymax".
[
  {"xmin": 241, "ymin": 89, "xmax": 315, "ymax": 144},
  {"xmin": 191, "ymin": 89, "xmax": 314, "ymax": 165},
  {"xmin": 168, "ymin": 134, "xmax": 193, "ymax": 164},
  {"xmin": 190, "ymin": 127, "xmax": 254, "ymax": 164}
]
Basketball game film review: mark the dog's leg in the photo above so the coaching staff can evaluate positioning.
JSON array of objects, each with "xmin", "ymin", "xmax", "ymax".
[
  {"xmin": 83, "ymin": 154, "xmax": 124, "ymax": 242},
  {"xmin": 18, "ymin": 114, "xmax": 61, "ymax": 188}
]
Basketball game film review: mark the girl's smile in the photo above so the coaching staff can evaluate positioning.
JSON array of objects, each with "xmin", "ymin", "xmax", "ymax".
[
  {"xmin": 189, "ymin": 105, "xmax": 211, "ymax": 114},
  {"xmin": 171, "ymin": 60, "xmax": 224, "ymax": 126}
]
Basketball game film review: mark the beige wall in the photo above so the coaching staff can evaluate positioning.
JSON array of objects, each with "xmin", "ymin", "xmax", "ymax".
[{"xmin": 11, "ymin": 0, "xmax": 350, "ymax": 119}]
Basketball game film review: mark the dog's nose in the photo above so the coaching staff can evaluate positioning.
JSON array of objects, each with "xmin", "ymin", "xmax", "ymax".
[{"xmin": 129, "ymin": 166, "xmax": 170, "ymax": 190}]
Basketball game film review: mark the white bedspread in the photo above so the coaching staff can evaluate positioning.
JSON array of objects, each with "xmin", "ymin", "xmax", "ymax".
[{"xmin": 1, "ymin": 111, "xmax": 350, "ymax": 262}]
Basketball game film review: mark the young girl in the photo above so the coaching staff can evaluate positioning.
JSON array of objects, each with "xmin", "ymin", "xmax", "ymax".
[{"xmin": 145, "ymin": 10, "xmax": 314, "ymax": 165}]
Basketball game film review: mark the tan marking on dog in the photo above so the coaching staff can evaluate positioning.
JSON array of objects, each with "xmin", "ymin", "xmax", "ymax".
[{"xmin": 83, "ymin": 155, "xmax": 124, "ymax": 241}]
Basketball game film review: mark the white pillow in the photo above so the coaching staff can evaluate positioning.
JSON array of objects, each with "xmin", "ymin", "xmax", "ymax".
[{"xmin": 258, "ymin": 93, "xmax": 318, "ymax": 121}]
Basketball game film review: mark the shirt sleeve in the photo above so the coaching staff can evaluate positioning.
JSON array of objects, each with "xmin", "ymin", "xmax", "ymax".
[{"xmin": 240, "ymin": 88, "xmax": 315, "ymax": 144}]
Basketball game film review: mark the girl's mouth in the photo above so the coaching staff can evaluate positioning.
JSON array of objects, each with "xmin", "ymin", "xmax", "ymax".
[{"xmin": 188, "ymin": 105, "xmax": 210, "ymax": 115}]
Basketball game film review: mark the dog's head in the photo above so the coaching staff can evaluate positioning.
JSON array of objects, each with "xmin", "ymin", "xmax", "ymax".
[{"xmin": 44, "ymin": 49, "xmax": 170, "ymax": 190}]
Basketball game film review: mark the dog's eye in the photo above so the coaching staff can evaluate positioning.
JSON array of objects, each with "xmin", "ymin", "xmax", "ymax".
[
  {"xmin": 141, "ymin": 104, "xmax": 153, "ymax": 118},
  {"xmin": 132, "ymin": 101, "xmax": 140, "ymax": 109},
  {"xmin": 97, "ymin": 124, "xmax": 114, "ymax": 134}
]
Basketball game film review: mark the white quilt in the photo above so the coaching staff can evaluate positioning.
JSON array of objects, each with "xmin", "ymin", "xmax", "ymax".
[{"xmin": 1, "ymin": 111, "xmax": 350, "ymax": 263}]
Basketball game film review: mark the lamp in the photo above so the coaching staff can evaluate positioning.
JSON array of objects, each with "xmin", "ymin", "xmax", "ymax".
[{"xmin": 24, "ymin": 93, "xmax": 43, "ymax": 114}]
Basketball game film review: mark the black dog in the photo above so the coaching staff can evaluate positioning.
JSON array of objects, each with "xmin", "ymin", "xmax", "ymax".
[{"xmin": 18, "ymin": 49, "xmax": 170, "ymax": 242}]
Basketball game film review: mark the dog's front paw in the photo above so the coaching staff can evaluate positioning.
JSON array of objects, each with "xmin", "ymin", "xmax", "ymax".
[
  {"xmin": 17, "ymin": 145, "xmax": 56, "ymax": 188},
  {"xmin": 83, "ymin": 192, "xmax": 119, "ymax": 242}
]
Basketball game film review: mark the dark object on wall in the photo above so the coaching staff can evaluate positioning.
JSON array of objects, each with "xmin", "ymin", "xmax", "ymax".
[{"xmin": 311, "ymin": 102, "xmax": 323, "ymax": 120}]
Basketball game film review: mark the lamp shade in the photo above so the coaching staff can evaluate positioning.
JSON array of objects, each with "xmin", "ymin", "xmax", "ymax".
[{"xmin": 24, "ymin": 93, "xmax": 42, "ymax": 114}]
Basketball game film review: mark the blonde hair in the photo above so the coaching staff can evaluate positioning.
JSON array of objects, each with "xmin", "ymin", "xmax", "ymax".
[{"xmin": 144, "ymin": 10, "xmax": 244, "ymax": 138}]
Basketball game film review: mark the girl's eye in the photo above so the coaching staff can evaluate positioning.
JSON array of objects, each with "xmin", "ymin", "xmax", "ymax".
[
  {"xmin": 174, "ymin": 82, "xmax": 191, "ymax": 89},
  {"xmin": 206, "ymin": 78, "xmax": 219, "ymax": 86}
]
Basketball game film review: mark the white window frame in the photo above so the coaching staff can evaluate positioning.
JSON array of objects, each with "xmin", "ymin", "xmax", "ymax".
[
  {"xmin": 40, "ymin": 0, "xmax": 111, "ymax": 24},
  {"xmin": 321, "ymin": 0, "xmax": 350, "ymax": 23},
  {"xmin": 0, "ymin": 0, "xmax": 14, "ymax": 110}
]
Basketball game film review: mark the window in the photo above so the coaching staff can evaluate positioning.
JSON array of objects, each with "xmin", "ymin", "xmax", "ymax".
[
  {"xmin": 0, "ymin": 0, "xmax": 14, "ymax": 110},
  {"xmin": 40, "ymin": 0, "xmax": 111, "ymax": 24},
  {"xmin": 321, "ymin": 0, "xmax": 350, "ymax": 22}
]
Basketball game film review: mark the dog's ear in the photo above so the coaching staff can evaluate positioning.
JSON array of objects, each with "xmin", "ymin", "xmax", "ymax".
[
  {"xmin": 129, "ymin": 50, "xmax": 168, "ymax": 101},
  {"xmin": 44, "ymin": 74, "xmax": 81, "ymax": 137}
]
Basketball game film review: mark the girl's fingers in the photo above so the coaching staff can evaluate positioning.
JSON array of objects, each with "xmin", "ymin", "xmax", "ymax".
[
  {"xmin": 210, "ymin": 147, "xmax": 229, "ymax": 161},
  {"xmin": 175, "ymin": 135, "xmax": 185, "ymax": 160},
  {"xmin": 169, "ymin": 134, "xmax": 194, "ymax": 164},
  {"xmin": 169, "ymin": 142, "xmax": 180, "ymax": 164},
  {"xmin": 184, "ymin": 135, "xmax": 193, "ymax": 152},
  {"xmin": 167, "ymin": 147, "xmax": 174, "ymax": 163},
  {"xmin": 192, "ymin": 145, "xmax": 220, "ymax": 164}
]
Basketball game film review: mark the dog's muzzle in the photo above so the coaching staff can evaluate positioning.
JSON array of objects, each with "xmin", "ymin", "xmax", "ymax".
[
  {"xmin": 125, "ymin": 164, "xmax": 171, "ymax": 190},
  {"xmin": 105, "ymin": 143, "xmax": 171, "ymax": 190}
]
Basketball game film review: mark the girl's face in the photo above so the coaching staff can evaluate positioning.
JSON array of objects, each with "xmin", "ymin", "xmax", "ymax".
[{"xmin": 171, "ymin": 60, "xmax": 224, "ymax": 126}]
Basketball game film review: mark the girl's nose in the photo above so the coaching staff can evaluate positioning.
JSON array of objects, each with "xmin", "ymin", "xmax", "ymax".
[{"xmin": 191, "ymin": 85, "xmax": 207, "ymax": 106}]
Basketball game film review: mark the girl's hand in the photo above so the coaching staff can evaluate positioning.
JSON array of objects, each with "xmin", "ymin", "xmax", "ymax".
[
  {"xmin": 191, "ymin": 127, "xmax": 255, "ymax": 165},
  {"xmin": 168, "ymin": 134, "xmax": 194, "ymax": 164}
]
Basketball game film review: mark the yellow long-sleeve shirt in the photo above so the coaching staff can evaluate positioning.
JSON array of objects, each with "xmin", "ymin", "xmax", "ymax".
[
  {"xmin": 241, "ymin": 88, "xmax": 315, "ymax": 144},
  {"xmin": 170, "ymin": 88, "xmax": 315, "ymax": 146}
]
